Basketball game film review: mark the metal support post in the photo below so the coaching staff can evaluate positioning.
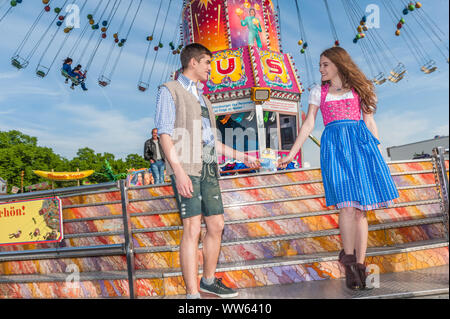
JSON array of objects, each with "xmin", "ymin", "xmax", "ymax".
[
  {"xmin": 119, "ymin": 179, "xmax": 137, "ymax": 299},
  {"xmin": 432, "ymin": 147, "xmax": 449, "ymax": 240}
]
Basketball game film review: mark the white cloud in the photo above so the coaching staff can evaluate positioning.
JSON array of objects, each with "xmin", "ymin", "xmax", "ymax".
[
  {"xmin": 45, "ymin": 102, "xmax": 154, "ymax": 159},
  {"xmin": 0, "ymin": 100, "xmax": 154, "ymax": 160},
  {"xmin": 0, "ymin": 70, "xmax": 20, "ymax": 80},
  {"xmin": 375, "ymin": 109, "xmax": 449, "ymax": 159},
  {"xmin": 0, "ymin": 109, "xmax": 12, "ymax": 116}
]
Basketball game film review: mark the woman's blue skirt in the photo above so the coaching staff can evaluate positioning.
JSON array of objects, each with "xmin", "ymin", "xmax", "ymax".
[{"xmin": 320, "ymin": 120, "xmax": 399, "ymax": 211}]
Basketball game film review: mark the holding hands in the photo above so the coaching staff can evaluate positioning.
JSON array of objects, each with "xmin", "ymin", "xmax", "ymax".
[
  {"xmin": 277, "ymin": 154, "xmax": 294, "ymax": 169},
  {"xmin": 243, "ymin": 154, "xmax": 261, "ymax": 169}
]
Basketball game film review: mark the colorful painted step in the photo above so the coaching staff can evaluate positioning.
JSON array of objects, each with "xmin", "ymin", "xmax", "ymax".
[{"xmin": 0, "ymin": 239, "xmax": 447, "ymax": 298}]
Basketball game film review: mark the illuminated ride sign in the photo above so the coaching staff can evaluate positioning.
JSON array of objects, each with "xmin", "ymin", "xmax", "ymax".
[
  {"xmin": 259, "ymin": 50, "xmax": 293, "ymax": 89},
  {"xmin": 207, "ymin": 48, "xmax": 251, "ymax": 92},
  {"xmin": 203, "ymin": 45, "xmax": 302, "ymax": 100}
]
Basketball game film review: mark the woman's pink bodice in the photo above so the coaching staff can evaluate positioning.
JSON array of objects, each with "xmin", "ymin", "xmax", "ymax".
[{"xmin": 320, "ymin": 84, "xmax": 361, "ymax": 126}]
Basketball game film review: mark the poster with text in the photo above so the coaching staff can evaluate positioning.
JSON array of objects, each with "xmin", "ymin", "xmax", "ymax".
[{"xmin": 0, "ymin": 197, "xmax": 63, "ymax": 246}]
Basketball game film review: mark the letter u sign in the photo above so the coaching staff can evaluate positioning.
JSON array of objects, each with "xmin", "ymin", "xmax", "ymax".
[{"xmin": 216, "ymin": 58, "xmax": 236, "ymax": 75}]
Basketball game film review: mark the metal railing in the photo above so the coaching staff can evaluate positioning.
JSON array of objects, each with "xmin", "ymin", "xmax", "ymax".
[
  {"xmin": 0, "ymin": 180, "xmax": 137, "ymax": 298},
  {"xmin": 0, "ymin": 181, "xmax": 118, "ymax": 201},
  {"xmin": 433, "ymin": 147, "xmax": 449, "ymax": 240}
]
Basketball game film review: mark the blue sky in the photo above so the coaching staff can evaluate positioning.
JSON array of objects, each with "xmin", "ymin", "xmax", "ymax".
[{"xmin": 0, "ymin": 0, "xmax": 448, "ymax": 168}]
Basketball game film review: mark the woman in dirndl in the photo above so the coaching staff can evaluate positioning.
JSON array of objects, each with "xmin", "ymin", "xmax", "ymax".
[{"xmin": 278, "ymin": 47, "xmax": 399, "ymax": 290}]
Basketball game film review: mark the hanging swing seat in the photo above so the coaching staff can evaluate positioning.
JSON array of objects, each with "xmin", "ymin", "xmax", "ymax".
[
  {"xmin": 388, "ymin": 74, "xmax": 405, "ymax": 83},
  {"xmin": 98, "ymin": 75, "xmax": 111, "ymax": 87},
  {"xmin": 36, "ymin": 70, "xmax": 47, "ymax": 78},
  {"xmin": 11, "ymin": 59, "xmax": 23, "ymax": 69},
  {"xmin": 11, "ymin": 56, "xmax": 28, "ymax": 69},
  {"xmin": 36, "ymin": 65, "xmax": 50, "ymax": 78},
  {"xmin": 422, "ymin": 67, "xmax": 437, "ymax": 74},
  {"xmin": 389, "ymin": 70, "xmax": 406, "ymax": 77},
  {"xmin": 138, "ymin": 81, "xmax": 149, "ymax": 92},
  {"xmin": 373, "ymin": 72, "xmax": 387, "ymax": 85},
  {"xmin": 390, "ymin": 63, "xmax": 406, "ymax": 77},
  {"xmin": 421, "ymin": 60, "xmax": 437, "ymax": 74},
  {"xmin": 388, "ymin": 63, "xmax": 406, "ymax": 83},
  {"xmin": 61, "ymin": 69, "xmax": 80, "ymax": 85},
  {"xmin": 373, "ymin": 78, "xmax": 387, "ymax": 85}
]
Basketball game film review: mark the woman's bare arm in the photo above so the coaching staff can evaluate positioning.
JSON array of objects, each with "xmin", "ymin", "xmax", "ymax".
[{"xmin": 278, "ymin": 103, "xmax": 320, "ymax": 168}]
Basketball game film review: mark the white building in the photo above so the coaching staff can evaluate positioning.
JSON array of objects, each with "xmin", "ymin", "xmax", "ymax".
[{"xmin": 387, "ymin": 136, "xmax": 449, "ymax": 161}]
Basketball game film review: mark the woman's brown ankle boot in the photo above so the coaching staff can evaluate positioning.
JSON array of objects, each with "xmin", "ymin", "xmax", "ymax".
[{"xmin": 338, "ymin": 250, "xmax": 362, "ymax": 290}]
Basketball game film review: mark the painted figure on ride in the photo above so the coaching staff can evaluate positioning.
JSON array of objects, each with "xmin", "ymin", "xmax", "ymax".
[{"xmin": 238, "ymin": 8, "xmax": 262, "ymax": 48}]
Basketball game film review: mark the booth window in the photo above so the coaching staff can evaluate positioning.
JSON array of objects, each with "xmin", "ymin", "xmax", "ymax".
[
  {"xmin": 216, "ymin": 111, "xmax": 258, "ymax": 152},
  {"xmin": 263, "ymin": 111, "xmax": 279, "ymax": 150},
  {"xmin": 280, "ymin": 114, "xmax": 297, "ymax": 150}
]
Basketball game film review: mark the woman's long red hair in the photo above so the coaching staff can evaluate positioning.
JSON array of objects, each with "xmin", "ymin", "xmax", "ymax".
[{"xmin": 321, "ymin": 47, "xmax": 377, "ymax": 113}]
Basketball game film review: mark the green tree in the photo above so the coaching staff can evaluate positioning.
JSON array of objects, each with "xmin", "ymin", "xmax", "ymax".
[
  {"xmin": 0, "ymin": 131, "xmax": 69, "ymax": 192},
  {"xmin": 125, "ymin": 153, "xmax": 148, "ymax": 170},
  {"xmin": 0, "ymin": 130, "xmax": 150, "ymax": 194},
  {"xmin": 69, "ymin": 148, "xmax": 109, "ymax": 183},
  {"xmin": 0, "ymin": 130, "xmax": 37, "ymax": 148}
]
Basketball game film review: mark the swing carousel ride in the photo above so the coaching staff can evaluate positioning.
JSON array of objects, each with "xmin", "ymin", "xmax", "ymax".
[
  {"xmin": 0, "ymin": 0, "xmax": 448, "ymax": 170},
  {"xmin": 0, "ymin": 1, "xmax": 449, "ymax": 300}
]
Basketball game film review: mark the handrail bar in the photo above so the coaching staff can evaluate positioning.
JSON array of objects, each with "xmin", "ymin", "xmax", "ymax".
[
  {"xmin": 0, "ymin": 244, "xmax": 125, "ymax": 262},
  {"xmin": 0, "ymin": 182, "xmax": 119, "ymax": 203},
  {"xmin": 0, "ymin": 181, "xmax": 118, "ymax": 202},
  {"xmin": 219, "ymin": 158, "xmax": 434, "ymax": 180}
]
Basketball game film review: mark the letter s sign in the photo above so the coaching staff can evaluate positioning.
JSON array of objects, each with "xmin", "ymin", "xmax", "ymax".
[{"xmin": 266, "ymin": 59, "xmax": 283, "ymax": 75}]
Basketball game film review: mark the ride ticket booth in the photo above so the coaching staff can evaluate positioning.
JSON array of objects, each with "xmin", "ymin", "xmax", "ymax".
[{"xmin": 181, "ymin": 0, "xmax": 304, "ymax": 170}]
